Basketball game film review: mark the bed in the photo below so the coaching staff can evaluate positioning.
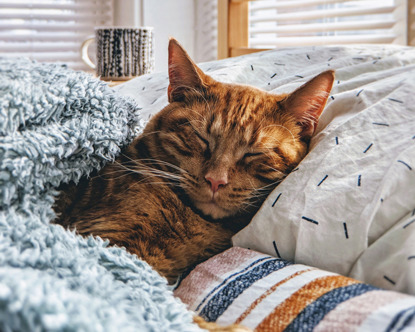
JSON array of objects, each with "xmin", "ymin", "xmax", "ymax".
[{"xmin": 1, "ymin": 43, "xmax": 415, "ymax": 331}]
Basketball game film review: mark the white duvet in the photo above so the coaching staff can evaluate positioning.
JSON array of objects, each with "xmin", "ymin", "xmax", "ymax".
[{"xmin": 116, "ymin": 44, "xmax": 415, "ymax": 295}]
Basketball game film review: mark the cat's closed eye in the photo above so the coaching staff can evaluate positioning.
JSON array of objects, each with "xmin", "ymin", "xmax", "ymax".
[
  {"xmin": 243, "ymin": 152, "xmax": 263, "ymax": 160},
  {"xmin": 194, "ymin": 131, "xmax": 209, "ymax": 150},
  {"xmin": 193, "ymin": 131, "xmax": 211, "ymax": 158}
]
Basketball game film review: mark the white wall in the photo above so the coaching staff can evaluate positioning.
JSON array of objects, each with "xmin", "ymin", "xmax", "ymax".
[
  {"xmin": 114, "ymin": 0, "xmax": 142, "ymax": 27},
  {"xmin": 142, "ymin": 0, "xmax": 195, "ymax": 72}
]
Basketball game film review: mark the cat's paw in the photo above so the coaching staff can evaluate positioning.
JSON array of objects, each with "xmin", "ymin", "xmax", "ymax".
[{"xmin": 193, "ymin": 315, "xmax": 252, "ymax": 332}]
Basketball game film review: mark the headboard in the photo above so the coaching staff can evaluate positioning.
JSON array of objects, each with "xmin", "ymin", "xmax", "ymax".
[{"xmin": 218, "ymin": 0, "xmax": 415, "ymax": 59}]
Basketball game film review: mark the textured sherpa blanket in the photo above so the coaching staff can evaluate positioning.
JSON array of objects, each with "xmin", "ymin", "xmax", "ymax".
[{"xmin": 0, "ymin": 59, "xmax": 201, "ymax": 331}]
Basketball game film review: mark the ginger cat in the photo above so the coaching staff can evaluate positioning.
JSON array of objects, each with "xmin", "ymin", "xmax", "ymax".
[{"xmin": 54, "ymin": 39, "xmax": 334, "ymax": 330}]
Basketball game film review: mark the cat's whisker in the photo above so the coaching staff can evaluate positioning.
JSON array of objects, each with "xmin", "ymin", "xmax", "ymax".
[
  {"xmin": 244, "ymin": 193, "xmax": 267, "ymax": 205},
  {"xmin": 252, "ymin": 116, "xmax": 269, "ymax": 140},
  {"xmin": 135, "ymin": 172, "xmax": 184, "ymax": 185},
  {"xmin": 97, "ymin": 172, "xmax": 135, "ymax": 181},
  {"xmin": 133, "ymin": 165, "xmax": 185, "ymax": 179},
  {"xmin": 239, "ymin": 199, "xmax": 261, "ymax": 213},
  {"xmin": 136, "ymin": 172, "xmax": 186, "ymax": 186},
  {"xmin": 138, "ymin": 181, "xmax": 177, "ymax": 187},
  {"xmin": 136, "ymin": 130, "xmax": 163, "ymax": 140},
  {"xmin": 182, "ymin": 175, "xmax": 198, "ymax": 186},
  {"xmin": 234, "ymin": 179, "xmax": 268, "ymax": 209},
  {"xmin": 246, "ymin": 178, "xmax": 257, "ymax": 193},
  {"xmin": 250, "ymin": 192, "xmax": 272, "ymax": 202},
  {"xmin": 119, "ymin": 158, "xmax": 183, "ymax": 176},
  {"xmin": 259, "ymin": 163, "xmax": 285, "ymax": 175},
  {"xmin": 241, "ymin": 195, "xmax": 260, "ymax": 206},
  {"xmin": 256, "ymin": 178, "xmax": 283, "ymax": 190},
  {"xmin": 260, "ymin": 124, "xmax": 296, "ymax": 143},
  {"xmin": 90, "ymin": 168, "xmax": 133, "ymax": 179},
  {"xmin": 114, "ymin": 160, "xmax": 141, "ymax": 173},
  {"xmin": 135, "ymin": 158, "xmax": 190, "ymax": 174},
  {"xmin": 123, "ymin": 172, "xmax": 190, "ymax": 194},
  {"xmin": 114, "ymin": 160, "xmax": 186, "ymax": 184},
  {"xmin": 134, "ymin": 169, "xmax": 184, "ymax": 181}
]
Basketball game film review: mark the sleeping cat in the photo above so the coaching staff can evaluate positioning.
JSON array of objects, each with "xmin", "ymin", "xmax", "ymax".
[{"xmin": 54, "ymin": 39, "xmax": 334, "ymax": 285}]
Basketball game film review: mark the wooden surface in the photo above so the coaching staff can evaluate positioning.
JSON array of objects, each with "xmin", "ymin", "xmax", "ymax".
[
  {"xmin": 230, "ymin": 47, "xmax": 269, "ymax": 57},
  {"xmin": 217, "ymin": 0, "xmax": 229, "ymax": 59},
  {"xmin": 218, "ymin": 0, "xmax": 257, "ymax": 59},
  {"xmin": 228, "ymin": 0, "xmax": 249, "ymax": 52},
  {"xmin": 409, "ymin": 0, "xmax": 415, "ymax": 46}
]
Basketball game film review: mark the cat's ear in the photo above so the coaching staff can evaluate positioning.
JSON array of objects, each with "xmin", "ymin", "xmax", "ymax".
[
  {"xmin": 282, "ymin": 70, "xmax": 335, "ymax": 140},
  {"xmin": 167, "ymin": 38, "xmax": 208, "ymax": 102}
]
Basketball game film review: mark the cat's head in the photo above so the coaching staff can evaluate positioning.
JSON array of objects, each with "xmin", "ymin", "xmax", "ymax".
[{"xmin": 141, "ymin": 39, "xmax": 334, "ymax": 221}]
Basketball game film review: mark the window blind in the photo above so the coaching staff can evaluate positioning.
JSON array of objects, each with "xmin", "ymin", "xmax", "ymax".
[
  {"xmin": 249, "ymin": 0, "xmax": 407, "ymax": 48},
  {"xmin": 0, "ymin": 0, "xmax": 114, "ymax": 70}
]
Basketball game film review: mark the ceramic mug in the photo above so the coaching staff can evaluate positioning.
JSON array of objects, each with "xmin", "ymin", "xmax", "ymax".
[{"xmin": 81, "ymin": 26, "xmax": 154, "ymax": 81}]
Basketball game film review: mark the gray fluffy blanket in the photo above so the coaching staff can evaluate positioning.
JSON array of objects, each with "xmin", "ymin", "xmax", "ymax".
[{"xmin": 0, "ymin": 58, "xmax": 200, "ymax": 331}]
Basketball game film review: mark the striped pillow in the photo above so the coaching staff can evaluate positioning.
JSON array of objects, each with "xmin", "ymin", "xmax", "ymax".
[{"xmin": 174, "ymin": 247, "xmax": 415, "ymax": 331}]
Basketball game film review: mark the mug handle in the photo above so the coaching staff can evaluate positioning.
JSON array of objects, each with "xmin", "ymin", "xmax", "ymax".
[{"xmin": 81, "ymin": 36, "xmax": 96, "ymax": 69}]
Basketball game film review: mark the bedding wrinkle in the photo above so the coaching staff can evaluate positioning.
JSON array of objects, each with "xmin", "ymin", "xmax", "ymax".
[
  {"xmin": 316, "ymin": 74, "xmax": 406, "ymax": 141},
  {"xmin": 351, "ymin": 205, "xmax": 415, "ymax": 295},
  {"xmin": 365, "ymin": 144, "xmax": 415, "ymax": 246}
]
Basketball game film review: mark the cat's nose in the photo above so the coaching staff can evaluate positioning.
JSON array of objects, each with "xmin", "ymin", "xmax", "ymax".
[{"xmin": 205, "ymin": 174, "xmax": 228, "ymax": 194}]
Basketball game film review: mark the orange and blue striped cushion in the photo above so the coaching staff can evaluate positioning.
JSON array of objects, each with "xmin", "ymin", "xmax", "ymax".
[{"xmin": 174, "ymin": 247, "xmax": 415, "ymax": 331}]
